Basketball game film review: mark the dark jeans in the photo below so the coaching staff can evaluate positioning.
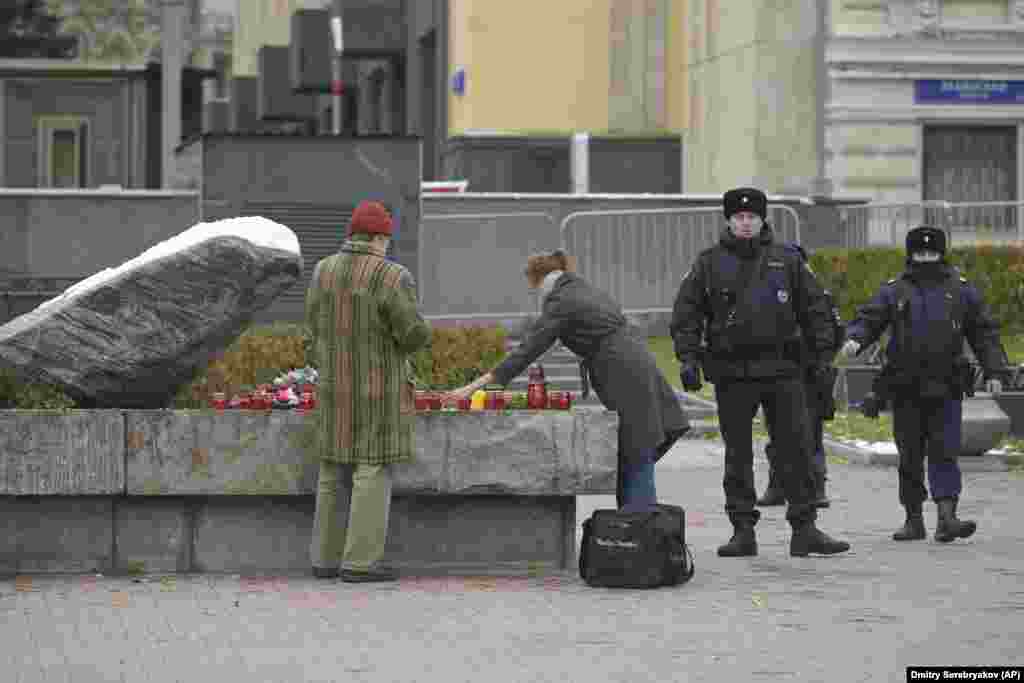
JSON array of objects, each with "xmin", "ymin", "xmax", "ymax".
[
  {"xmin": 716, "ymin": 377, "xmax": 817, "ymax": 524},
  {"xmin": 616, "ymin": 449, "xmax": 658, "ymax": 511},
  {"xmin": 892, "ymin": 396, "xmax": 963, "ymax": 505}
]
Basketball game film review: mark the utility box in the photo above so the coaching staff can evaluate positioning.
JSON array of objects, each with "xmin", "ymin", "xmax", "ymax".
[
  {"xmin": 258, "ymin": 46, "xmax": 317, "ymax": 121},
  {"xmin": 290, "ymin": 9, "xmax": 332, "ymax": 93}
]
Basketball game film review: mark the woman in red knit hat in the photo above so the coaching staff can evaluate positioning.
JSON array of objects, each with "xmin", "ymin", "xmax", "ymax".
[{"xmin": 306, "ymin": 199, "xmax": 431, "ymax": 583}]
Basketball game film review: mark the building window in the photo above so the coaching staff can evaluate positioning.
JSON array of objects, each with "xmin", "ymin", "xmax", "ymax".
[
  {"xmin": 923, "ymin": 126, "xmax": 1016, "ymax": 202},
  {"xmin": 36, "ymin": 116, "xmax": 90, "ymax": 188},
  {"xmin": 923, "ymin": 125, "xmax": 1018, "ymax": 236}
]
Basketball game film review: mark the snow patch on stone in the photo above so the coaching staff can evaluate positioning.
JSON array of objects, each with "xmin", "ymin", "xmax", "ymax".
[{"xmin": 35, "ymin": 216, "xmax": 300, "ymax": 313}]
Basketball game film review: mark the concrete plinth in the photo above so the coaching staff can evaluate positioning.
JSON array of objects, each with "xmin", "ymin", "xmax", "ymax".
[{"xmin": 0, "ymin": 408, "xmax": 618, "ymax": 575}]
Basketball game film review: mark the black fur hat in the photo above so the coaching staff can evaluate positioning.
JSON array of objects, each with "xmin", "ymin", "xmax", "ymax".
[
  {"xmin": 906, "ymin": 226, "xmax": 947, "ymax": 255},
  {"xmin": 723, "ymin": 188, "xmax": 767, "ymax": 220}
]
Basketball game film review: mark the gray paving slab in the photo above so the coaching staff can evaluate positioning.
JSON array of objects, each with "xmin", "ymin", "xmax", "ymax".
[{"xmin": 2, "ymin": 438, "xmax": 1022, "ymax": 683}]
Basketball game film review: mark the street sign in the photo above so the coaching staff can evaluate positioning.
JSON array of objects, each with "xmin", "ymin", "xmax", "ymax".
[{"xmin": 914, "ymin": 79, "xmax": 1024, "ymax": 104}]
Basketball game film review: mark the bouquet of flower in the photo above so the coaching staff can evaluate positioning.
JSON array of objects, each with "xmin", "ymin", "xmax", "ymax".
[{"xmin": 270, "ymin": 367, "xmax": 319, "ymax": 409}]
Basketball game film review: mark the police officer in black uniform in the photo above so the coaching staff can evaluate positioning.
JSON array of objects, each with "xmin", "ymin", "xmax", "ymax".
[
  {"xmin": 758, "ymin": 249, "xmax": 843, "ymax": 509},
  {"xmin": 841, "ymin": 225, "xmax": 1006, "ymax": 543},
  {"xmin": 671, "ymin": 188, "xmax": 850, "ymax": 558}
]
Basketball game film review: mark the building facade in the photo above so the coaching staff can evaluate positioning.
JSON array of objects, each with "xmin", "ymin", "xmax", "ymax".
[
  {"xmin": 685, "ymin": 0, "xmax": 1024, "ymax": 205},
  {"xmin": 827, "ymin": 0, "xmax": 1024, "ymax": 205},
  {"xmin": 227, "ymin": 0, "xmax": 687, "ymax": 191},
  {"xmin": 0, "ymin": 59, "xmax": 212, "ymax": 189}
]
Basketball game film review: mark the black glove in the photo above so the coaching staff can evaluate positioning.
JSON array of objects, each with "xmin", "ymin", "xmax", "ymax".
[{"xmin": 680, "ymin": 363, "xmax": 702, "ymax": 392}]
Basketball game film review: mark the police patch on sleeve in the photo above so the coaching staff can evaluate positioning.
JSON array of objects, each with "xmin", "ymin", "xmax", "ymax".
[{"xmin": 777, "ymin": 290, "xmax": 789, "ymax": 303}]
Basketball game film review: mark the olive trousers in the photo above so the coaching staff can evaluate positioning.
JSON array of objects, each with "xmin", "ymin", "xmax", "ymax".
[{"xmin": 314, "ymin": 461, "xmax": 393, "ymax": 571}]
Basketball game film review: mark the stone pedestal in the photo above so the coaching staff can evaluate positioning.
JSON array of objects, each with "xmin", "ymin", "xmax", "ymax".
[{"xmin": 0, "ymin": 408, "xmax": 619, "ymax": 575}]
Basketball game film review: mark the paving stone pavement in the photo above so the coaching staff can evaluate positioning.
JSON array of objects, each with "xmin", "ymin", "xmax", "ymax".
[{"xmin": 2, "ymin": 439, "xmax": 1023, "ymax": 683}]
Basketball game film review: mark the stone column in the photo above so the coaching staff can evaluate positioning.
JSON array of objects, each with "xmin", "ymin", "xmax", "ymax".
[
  {"xmin": 810, "ymin": 0, "xmax": 833, "ymax": 198},
  {"xmin": 161, "ymin": 0, "xmax": 186, "ymax": 189},
  {"xmin": 609, "ymin": 0, "xmax": 667, "ymax": 131}
]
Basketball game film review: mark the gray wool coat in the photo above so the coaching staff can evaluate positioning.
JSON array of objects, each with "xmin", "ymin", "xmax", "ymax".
[{"xmin": 491, "ymin": 273, "xmax": 690, "ymax": 465}]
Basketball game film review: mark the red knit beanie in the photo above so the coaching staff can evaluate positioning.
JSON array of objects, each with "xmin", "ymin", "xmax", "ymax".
[{"xmin": 348, "ymin": 201, "xmax": 393, "ymax": 236}]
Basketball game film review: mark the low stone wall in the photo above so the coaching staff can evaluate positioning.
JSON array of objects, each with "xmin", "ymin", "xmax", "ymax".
[{"xmin": 0, "ymin": 409, "xmax": 619, "ymax": 575}]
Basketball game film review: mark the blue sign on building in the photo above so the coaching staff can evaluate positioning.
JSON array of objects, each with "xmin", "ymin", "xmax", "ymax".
[{"xmin": 914, "ymin": 79, "xmax": 1024, "ymax": 104}]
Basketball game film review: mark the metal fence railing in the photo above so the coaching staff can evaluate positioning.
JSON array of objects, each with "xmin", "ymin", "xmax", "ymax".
[
  {"xmin": 838, "ymin": 201, "xmax": 1024, "ymax": 249},
  {"xmin": 558, "ymin": 205, "xmax": 802, "ymax": 314}
]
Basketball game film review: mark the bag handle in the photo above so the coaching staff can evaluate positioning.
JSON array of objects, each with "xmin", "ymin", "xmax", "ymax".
[{"xmin": 682, "ymin": 544, "xmax": 696, "ymax": 582}]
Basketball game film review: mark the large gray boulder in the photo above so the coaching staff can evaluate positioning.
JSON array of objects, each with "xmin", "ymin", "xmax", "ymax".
[{"xmin": 0, "ymin": 217, "xmax": 302, "ymax": 409}]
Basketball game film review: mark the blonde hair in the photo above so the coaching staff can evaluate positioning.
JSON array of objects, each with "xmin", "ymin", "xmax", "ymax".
[{"xmin": 524, "ymin": 249, "xmax": 576, "ymax": 288}]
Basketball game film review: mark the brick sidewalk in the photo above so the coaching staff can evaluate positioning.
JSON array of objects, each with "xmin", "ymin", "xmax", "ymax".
[{"xmin": 3, "ymin": 439, "xmax": 1023, "ymax": 683}]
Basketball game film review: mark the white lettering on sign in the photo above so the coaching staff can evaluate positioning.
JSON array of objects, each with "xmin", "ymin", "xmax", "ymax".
[{"xmin": 594, "ymin": 537, "xmax": 640, "ymax": 549}]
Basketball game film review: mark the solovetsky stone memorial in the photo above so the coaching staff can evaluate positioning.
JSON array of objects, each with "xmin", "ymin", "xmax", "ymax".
[{"xmin": 0, "ymin": 217, "xmax": 302, "ymax": 408}]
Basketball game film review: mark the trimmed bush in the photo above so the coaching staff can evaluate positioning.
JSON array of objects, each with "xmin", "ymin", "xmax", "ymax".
[{"xmin": 809, "ymin": 244, "xmax": 1024, "ymax": 334}]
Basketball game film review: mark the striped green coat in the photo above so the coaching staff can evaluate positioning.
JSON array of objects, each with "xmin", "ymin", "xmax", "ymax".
[{"xmin": 304, "ymin": 240, "xmax": 432, "ymax": 465}]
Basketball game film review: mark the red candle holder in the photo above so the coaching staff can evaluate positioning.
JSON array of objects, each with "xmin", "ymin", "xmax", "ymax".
[
  {"xmin": 211, "ymin": 392, "xmax": 227, "ymax": 410},
  {"xmin": 415, "ymin": 392, "xmax": 431, "ymax": 411}
]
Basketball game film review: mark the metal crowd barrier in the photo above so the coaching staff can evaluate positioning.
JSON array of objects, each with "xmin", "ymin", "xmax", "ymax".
[
  {"xmin": 837, "ymin": 201, "xmax": 1024, "ymax": 248},
  {"xmin": 558, "ymin": 205, "xmax": 802, "ymax": 314}
]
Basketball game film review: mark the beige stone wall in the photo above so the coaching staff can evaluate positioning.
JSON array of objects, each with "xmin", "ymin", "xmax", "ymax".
[
  {"xmin": 941, "ymin": 0, "xmax": 1009, "ymax": 22},
  {"xmin": 685, "ymin": 0, "xmax": 819, "ymax": 194},
  {"xmin": 447, "ymin": 0, "xmax": 612, "ymax": 134},
  {"xmin": 826, "ymin": 123, "xmax": 921, "ymax": 201},
  {"xmin": 830, "ymin": 0, "xmax": 889, "ymax": 36}
]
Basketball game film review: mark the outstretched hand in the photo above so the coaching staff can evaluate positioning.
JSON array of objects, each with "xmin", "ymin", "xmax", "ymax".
[
  {"xmin": 840, "ymin": 339, "xmax": 861, "ymax": 359},
  {"xmin": 444, "ymin": 384, "xmax": 478, "ymax": 403}
]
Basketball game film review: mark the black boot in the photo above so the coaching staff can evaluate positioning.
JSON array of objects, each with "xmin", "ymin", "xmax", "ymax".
[
  {"xmin": 892, "ymin": 504, "xmax": 926, "ymax": 541},
  {"xmin": 934, "ymin": 497, "xmax": 976, "ymax": 543},
  {"xmin": 717, "ymin": 519, "xmax": 757, "ymax": 557},
  {"xmin": 790, "ymin": 520, "xmax": 850, "ymax": 557},
  {"xmin": 812, "ymin": 471, "xmax": 831, "ymax": 509},
  {"xmin": 757, "ymin": 469, "xmax": 786, "ymax": 506}
]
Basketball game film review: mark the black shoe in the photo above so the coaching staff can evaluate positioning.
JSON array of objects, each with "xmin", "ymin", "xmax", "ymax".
[
  {"xmin": 892, "ymin": 506, "xmax": 926, "ymax": 541},
  {"xmin": 812, "ymin": 472, "xmax": 831, "ymax": 509},
  {"xmin": 340, "ymin": 566, "xmax": 400, "ymax": 583},
  {"xmin": 757, "ymin": 470, "xmax": 786, "ymax": 507},
  {"xmin": 717, "ymin": 523, "xmax": 757, "ymax": 557},
  {"xmin": 934, "ymin": 497, "xmax": 976, "ymax": 543},
  {"xmin": 312, "ymin": 566, "xmax": 339, "ymax": 579},
  {"xmin": 790, "ymin": 522, "xmax": 850, "ymax": 557}
]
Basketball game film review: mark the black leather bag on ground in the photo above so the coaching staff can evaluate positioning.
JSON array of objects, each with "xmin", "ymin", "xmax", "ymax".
[{"xmin": 579, "ymin": 504, "xmax": 695, "ymax": 589}]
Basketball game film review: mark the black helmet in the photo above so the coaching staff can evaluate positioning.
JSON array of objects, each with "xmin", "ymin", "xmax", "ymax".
[{"xmin": 905, "ymin": 226, "xmax": 947, "ymax": 256}]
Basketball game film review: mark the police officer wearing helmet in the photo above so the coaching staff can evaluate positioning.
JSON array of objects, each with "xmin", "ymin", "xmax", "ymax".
[
  {"xmin": 757, "ymin": 243, "xmax": 842, "ymax": 509},
  {"xmin": 841, "ymin": 226, "xmax": 1007, "ymax": 543},
  {"xmin": 671, "ymin": 187, "xmax": 850, "ymax": 558}
]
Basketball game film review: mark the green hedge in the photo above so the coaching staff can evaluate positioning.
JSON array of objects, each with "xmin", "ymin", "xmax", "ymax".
[{"xmin": 808, "ymin": 244, "xmax": 1024, "ymax": 334}]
